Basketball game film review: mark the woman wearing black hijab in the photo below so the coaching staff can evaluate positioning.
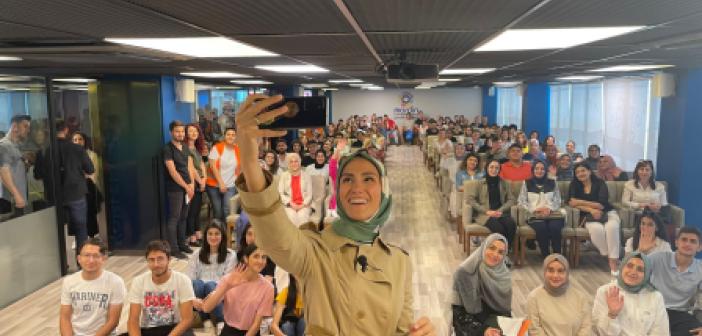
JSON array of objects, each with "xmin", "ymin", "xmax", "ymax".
[{"xmin": 467, "ymin": 159, "xmax": 517, "ymax": 247}]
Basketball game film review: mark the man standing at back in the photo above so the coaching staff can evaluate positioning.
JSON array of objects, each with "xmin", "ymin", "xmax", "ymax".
[
  {"xmin": 163, "ymin": 120, "xmax": 194, "ymax": 259},
  {"xmin": 0, "ymin": 114, "xmax": 31, "ymax": 217},
  {"xmin": 60, "ymin": 238, "xmax": 126, "ymax": 336},
  {"xmin": 57, "ymin": 120, "xmax": 95, "ymax": 251}
]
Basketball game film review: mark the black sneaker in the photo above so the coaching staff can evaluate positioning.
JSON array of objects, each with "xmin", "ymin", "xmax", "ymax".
[
  {"xmin": 173, "ymin": 251, "xmax": 188, "ymax": 259},
  {"xmin": 180, "ymin": 246, "xmax": 194, "ymax": 254}
]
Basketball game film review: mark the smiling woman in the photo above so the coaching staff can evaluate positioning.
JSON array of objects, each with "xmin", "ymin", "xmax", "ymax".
[{"xmin": 232, "ymin": 94, "xmax": 435, "ymax": 336}]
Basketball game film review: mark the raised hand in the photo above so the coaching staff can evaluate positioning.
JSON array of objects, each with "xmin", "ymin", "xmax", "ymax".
[
  {"xmin": 409, "ymin": 316, "xmax": 435, "ymax": 336},
  {"xmin": 606, "ymin": 286, "xmax": 624, "ymax": 318},
  {"xmin": 225, "ymin": 264, "xmax": 248, "ymax": 289}
]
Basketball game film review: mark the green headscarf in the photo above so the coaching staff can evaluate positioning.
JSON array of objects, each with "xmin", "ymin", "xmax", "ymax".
[
  {"xmin": 617, "ymin": 252, "xmax": 653, "ymax": 293},
  {"xmin": 331, "ymin": 150, "xmax": 392, "ymax": 243}
]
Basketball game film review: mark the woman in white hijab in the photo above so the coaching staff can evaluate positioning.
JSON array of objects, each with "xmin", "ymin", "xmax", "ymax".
[{"xmin": 452, "ymin": 233, "xmax": 511, "ymax": 336}]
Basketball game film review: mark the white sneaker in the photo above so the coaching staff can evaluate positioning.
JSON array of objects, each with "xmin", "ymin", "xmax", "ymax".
[
  {"xmin": 203, "ymin": 319, "xmax": 214, "ymax": 330},
  {"xmin": 611, "ymin": 270, "xmax": 619, "ymax": 277},
  {"xmin": 216, "ymin": 322, "xmax": 224, "ymax": 335}
]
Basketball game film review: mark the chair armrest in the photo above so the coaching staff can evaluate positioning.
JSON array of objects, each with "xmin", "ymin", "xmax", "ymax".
[
  {"xmin": 510, "ymin": 206, "xmax": 520, "ymax": 223},
  {"xmin": 670, "ymin": 204, "xmax": 685, "ymax": 228},
  {"xmin": 563, "ymin": 206, "xmax": 580, "ymax": 228},
  {"xmin": 617, "ymin": 207, "xmax": 635, "ymax": 230},
  {"xmin": 517, "ymin": 207, "xmax": 529, "ymax": 226},
  {"xmin": 462, "ymin": 203, "xmax": 473, "ymax": 226}
]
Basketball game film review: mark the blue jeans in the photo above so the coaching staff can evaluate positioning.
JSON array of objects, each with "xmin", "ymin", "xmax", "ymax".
[
  {"xmin": 281, "ymin": 318, "xmax": 306, "ymax": 336},
  {"xmin": 65, "ymin": 198, "xmax": 88, "ymax": 252},
  {"xmin": 192, "ymin": 279, "xmax": 223, "ymax": 321},
  {"xmin": 206, "ymin": 186, "xmax": 237, "ymax": 224}
]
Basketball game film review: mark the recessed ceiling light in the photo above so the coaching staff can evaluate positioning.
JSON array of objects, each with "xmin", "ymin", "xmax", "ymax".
[
  {"xmin": 476, "ymin": 26, "xmax": 645, "ymax": 52},
  {"xmin": 349, "ymin": 83, "xmax": 374, "ymax": 87},
  {"xmin": 415, "ymin": 86, "xmax": 432, "ymax": 89},
  {"xmin": 365, "ymin": 86, "xmax": 384, "ymax": 90},
  {"xmin": 105, "ymin": 37, "xmax": 278, "ymax": 58},
  {"xmin": 493, "ymin": 81, "xmax": 522, "ymax": 86},
  {"xmin": 0, "ymin": 76, "xmax": 32, "ymax": 81},
  {"xmin": 301, "ymin": 83, "xmax": 328, "ymax": 88},
  {"xmin": 254, "ymin": 64, "xmax": 329, "ymax": 73},
  {"xmin": 230, "ymin": 80, "xmax": 273, "ymax": 85},
  {"xmin": 557, "ymin": 75, "xmax": 604, "ymax": 81},
  {"xmin": 328, "ymin": 79, "xmax": 362, "ymax": 83},
  {"xmin": 53, "ymin": 78, "xmax": 95, "ymax": 83},
  {"xmin": 588, "ymin": 64, "xmax": 674, "ymax": 72},
  {"xmin": 181, "ymin": 72, "xmax": 251, "ymax": 78},
  {"xmin": 0, "ymin": 56, "xmax": 22, "ymax": 61},
  {"xmin": 438, "ymin": 78, "xmax": 462, "ymax": 82},
  {"xmin": 439, "ymin": 68, "xmax": 495, "ymax": 75},
  {"xmin": 214, "ymin": 86, "xmax": 242, "ymax": 90},
  {"xmin": 322, "ymin": 88, "xmax": 339, "ymax": 91}
]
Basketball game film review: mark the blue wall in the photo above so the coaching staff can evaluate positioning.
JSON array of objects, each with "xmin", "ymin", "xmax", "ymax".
[
  {"xmin": 160, "ymin": 76, "xmax": 194, "ymax": 143},
  {"xmin": 524, "ymin": 82, "xmax": 550, "ymax": 138},
  {"xmin": 658, "ymin": 68, "xmax": 702, "ymax": 229},
  {"xmin": 197, "ymin": 90, "xmax": 210, "ymax": 109},
  {"xmin": 482, "ymin": 86, "xmax": 497, "ymax": 124}
]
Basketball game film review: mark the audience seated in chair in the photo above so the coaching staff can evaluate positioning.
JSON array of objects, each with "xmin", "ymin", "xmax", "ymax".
[
  {"xmin": 467, "ymin": 159, "xmax": 517, "ymax": 247},
  {"xmin": 568, "ymin": 162, "xmax": 621, "ymax": 274},
  {"xmin": 648, "ymin": 227, "xmax": 702, "ymax": 336},
  {"xmin": 596, "ymin": 155, "xmax": 628, "ymax": 181},
  {"xmin": 456, "ymin": 153, "xmax": 484, "ymax": 192},
  {"xmin": 584, "ymin": 144, "xmax": 601, "ymax": 172},
  {"xmin": 526, "ymin": 254, "xmax": 592, "ymax": 336},
  {"xmin": 523, "ymin": 139, "xmax": 546, "ymax": 163},
  {"xmin": 518, "ymin": 161, "xmax": 566, "ymax": 258},
  {"xmin": 452, "ymin": 234, "xmax": 512, "ymax": 336},
  {"xmin": 592, "ymin": 252, "xmax": 670, "ymax": 336},
  {"xmin": 278, "ymin": 153, "xmax": 313, "ymax": 227},
  {"xmin": 565, "ymin": 140, "xmax": 583, "ymax": 163},
  {"xmin": 500, "ymin": 144, "xmax": 532, "ymax": 182},
  {"xmin": 556, "ymin": 154, "xmax": 574, "ymax": 181}
]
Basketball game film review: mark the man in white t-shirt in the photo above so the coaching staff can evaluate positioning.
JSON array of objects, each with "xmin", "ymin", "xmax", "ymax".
[
  {"xmin": 59, "ymin": 238, "xmax": 126, "ymax": 336},
  {"xmin": 127, "ymin": 240, "xmax": 195, "ymax": 336}
]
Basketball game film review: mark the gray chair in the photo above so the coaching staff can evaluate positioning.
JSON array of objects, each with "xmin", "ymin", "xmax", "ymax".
[{"xmin": 462, "ymin": 180, "xmax": 520, "ymax": 256}]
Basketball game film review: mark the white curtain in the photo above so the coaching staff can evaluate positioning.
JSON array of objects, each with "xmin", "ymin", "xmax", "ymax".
[
  {"xmin": 549, "ymin": 78, "xmax": 660, "ymax": 171},
  {"xmin": 496, "ymin": 86, "xmax": 522, "ymax": 126}
]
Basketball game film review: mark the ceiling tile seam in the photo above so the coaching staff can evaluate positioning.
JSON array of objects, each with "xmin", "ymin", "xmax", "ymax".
[{"xmin": 0, "ymin": 18, "xmax": 92, "ymax": 40}]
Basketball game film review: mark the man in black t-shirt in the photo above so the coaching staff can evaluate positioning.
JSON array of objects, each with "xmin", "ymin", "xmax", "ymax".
[
  {"xmin": 163, "ymin": 120, "xmax": 194, "ymax": 259},
  {"xmin": 426, "ymin": 119, "xmax": 440, "ymax": 136}
]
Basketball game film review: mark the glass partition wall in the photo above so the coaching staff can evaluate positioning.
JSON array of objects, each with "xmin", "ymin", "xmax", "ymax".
[{"xmin": 0, "ymin": 76, "xmax": 62, "ymax": 308}]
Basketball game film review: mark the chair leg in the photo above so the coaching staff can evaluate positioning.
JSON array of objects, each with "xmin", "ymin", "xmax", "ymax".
[
  {"xmin": 512, "ymin": 235, "xmax": 521, "ymax": 266},
  {"xmin": 573, "ymin": 238, "xmax": 581, "ymax": 267},
  {"xmin": 465, "ymin": 233, "xmax": 470, "ymax": 254},
  {"xmin": 520, "ymin": 236, "xmax": 528, "ymax": 266}
]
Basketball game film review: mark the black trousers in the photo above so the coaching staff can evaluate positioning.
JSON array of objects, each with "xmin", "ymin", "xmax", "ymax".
[
  {"xmin": 668, "ymin": 309, "xmax": 702, "ymax": 336},
  {"xmin": 485, "ymin": 216, "xmax": 516, "ymax": 248},
  {"xmin": 529, "ymin": 218, "xmax": 565, "ymax": 257},
  {"xmin": 185, "ymin": 189, "xmax": 203, "ymax": 237},
  {"xmin": 220, "ymin": 323, "xmax": 259, "ymax": 336},
  {"xmin": 167, "ymin": 190, "xmax": 189, "ymax": 252},
  {"xmin": 117, "ymin": 325, "xmax": 194, "ymax": 336}
]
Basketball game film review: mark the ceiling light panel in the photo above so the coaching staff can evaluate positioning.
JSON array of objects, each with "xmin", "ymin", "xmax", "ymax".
[
  {"xmin": 588, "ymin": 64, "xmax": 674, "ymax": 72},
  {"xmin": 328, "ymin": 79, "xmax": 362, "ymax": 83},
  {"xmin": 255, "ymin": 64, "xmax": 329, "ymax": 73},
  {"xmin": 230, "ymin": 80, "xmax": 273, "ymax": 85},
  {"xmin": 439, "ymin": 68, "xmax": 495, "ymax": 75},
  {"xmin": 105, "ymin": 37, "xmax": 278, "ymax": 58},
  {"xmin": 181, "ymin": 72, "xmax": 251, "ymax": 78},
  {"xmin": 476, "ymin": 26, "xmax": 645, "ymax": 51}
]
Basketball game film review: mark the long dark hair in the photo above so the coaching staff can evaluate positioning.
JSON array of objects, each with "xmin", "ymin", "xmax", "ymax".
[
  {"xmin": 283, "ymin": 275, "xmax": 300, "ymax": 318},
  {"xmin": 633, "ymin": 160, "xmax": 657, "ymax": 190},
  {"xmin": 263, "ymin": 149, "xmax": 280, "ymax": 173},
  {"xmin": 632, "ymin": 210, "xmax": 668, "ymax": 250},
  {"xmin": 199, "ymin": 223, "xmax": 229, "ymax": 264},
  {"xmin": 186, "ymin": 123, "xmax": 207, "ymax": 154},
  {"xmin": 238, "ymin": 243, "xmax": 259, "ymax": 265},
  {"xmin": 460, "ymin": 153, "xmax": 480, "ymax": 173},
  {"xmin": 238, "ymin": 223, "xmax": 254, "ymax": 258}
]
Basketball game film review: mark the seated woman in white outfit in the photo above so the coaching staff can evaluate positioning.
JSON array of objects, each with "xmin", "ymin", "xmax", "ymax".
[
  {"xmin": 278, "ymin": 153, "xmax": 313, "ymax": 226},
  {"xmin": 622, "ymin": 160, "xmax": 674, "ymax": 242},
  {"xmin": 592, "ymin": 252, "xmax": 669, "ymax": 336}
]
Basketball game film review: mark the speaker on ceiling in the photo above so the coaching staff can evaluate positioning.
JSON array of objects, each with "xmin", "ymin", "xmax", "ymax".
[
  {"xmin": 652, "ymin": 72, "xmax": 675, "ymax": 98},
  {"xmin": 175, "ymin": 79, "xmax": 195, "ymax": 102}
]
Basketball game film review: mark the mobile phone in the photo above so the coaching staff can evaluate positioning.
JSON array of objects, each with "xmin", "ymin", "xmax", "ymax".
[{"xmin": 258, "ymin": 96, "xmax": 327, "ymax": 130}]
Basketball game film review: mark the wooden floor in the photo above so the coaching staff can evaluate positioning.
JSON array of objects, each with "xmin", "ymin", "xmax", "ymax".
[{"xmin": 0, "ymin": 146, "xmax": 614, "ymax": 336}]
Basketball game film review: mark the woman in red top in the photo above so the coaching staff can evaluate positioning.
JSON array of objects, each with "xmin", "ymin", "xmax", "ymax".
[{"xmin": 278, "ymin": 153, "xmax": 313, "ymax": 226}]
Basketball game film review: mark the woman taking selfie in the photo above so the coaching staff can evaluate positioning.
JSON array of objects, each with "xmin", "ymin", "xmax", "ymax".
[{"xmin": 233, "ymin": 94, "xmax": 435, "ymax": 336}]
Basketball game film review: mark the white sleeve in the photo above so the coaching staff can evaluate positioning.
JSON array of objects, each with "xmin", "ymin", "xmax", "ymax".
[
  {"xmin": 658, "ymin": 183, "xmax": 669, "ymax": 206},
  {"xmin": 127, "ymin": 275, "xmax": 143, "ymax": 304},
  {"xmin": 208, "ymin": 146, "xmax": 219, "ymax": 161},
  {"xmin": 625, "ymin": 238, "xmax": 634, "ymax": 255},
  {"xmin": 60, "ymin": 276, "xmax": 72, "ymax": 305},
  {"xmin": 622, "ymin": 182, "xmax": 639, "ymax": 208},
  {"xmin": 178, "ymin": 273, "xmax": 195, "ymax": 302},
  {"xmin": 517, "ymin": 183, "xmax": 530, "ymax": 211},
  {"xmin": 110, "ymin": 274, "xmax": 127, "ymax": 305},
  {"xmin": 186, "ymin": 252, "xmax": 199, "ymax": 280},
  {"xmin": 592, "ymin": 285, "xmax": 622, "ymax": 336},
  {"xmin": 551, "ymin": 182, "xmax": 562, "ymax": 211}
]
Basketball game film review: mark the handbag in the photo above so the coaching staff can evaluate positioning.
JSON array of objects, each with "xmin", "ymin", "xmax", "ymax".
[{"xmin": 579, "ymin": 210, "xmax": 608, "ymax": 227}]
